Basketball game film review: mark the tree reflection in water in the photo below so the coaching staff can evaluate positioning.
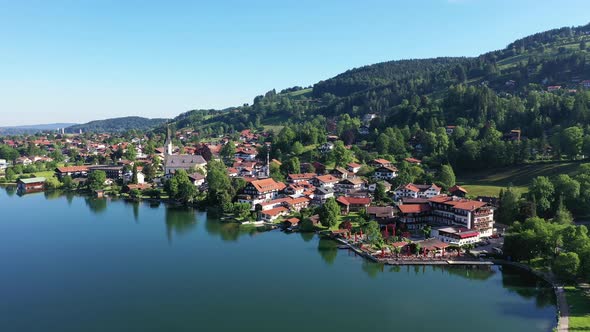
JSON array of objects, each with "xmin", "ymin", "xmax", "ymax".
[
  {"xmin": 500, "ymin": 265, "xmax": 555, "ymax": 308},
  {"xmin": 299, "ymin": 232, "xmax": 314, "ymax": 242},
  {"xmin": 85, "ymin": 197, "xmax": 107, "ymax": 214},
  {"xmin": 317, "ymin": 238, "xmax": 338, "ymax": 265},
  {"xmin": 165, "ymin": 205, "xmax": 197, "ymax": 243},
  {"xmin": 204, "ymin": 217, "xmax": 261, "ymax": 242}
]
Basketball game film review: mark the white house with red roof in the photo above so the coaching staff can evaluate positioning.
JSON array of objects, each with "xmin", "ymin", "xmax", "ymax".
[
  {"xmin": 238, "ymin": 178, "xmax": 286, "ymax": 207},
  {"xmin": 394, "ymin": 183, "xmax": 441, "ymax": 199}
]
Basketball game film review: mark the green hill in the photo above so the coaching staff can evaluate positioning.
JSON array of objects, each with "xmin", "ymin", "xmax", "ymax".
[
  {"xmin": 67, "ymin": 116, "xmax": 168, "ymax": 133},
  {"xmin": 168, "ymin": 22, "xmax": 590, "ymax": 138}
]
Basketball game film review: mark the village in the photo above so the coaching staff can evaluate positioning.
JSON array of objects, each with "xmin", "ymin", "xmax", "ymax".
[{"xmin": 0, "ymin": 124, "xmax": 502, "ymax": 266}]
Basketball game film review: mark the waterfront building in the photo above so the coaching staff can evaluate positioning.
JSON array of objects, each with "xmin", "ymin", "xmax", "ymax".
[{"xmin": 17, "ymin": 177, "xmax": 46, "ymax": 193}]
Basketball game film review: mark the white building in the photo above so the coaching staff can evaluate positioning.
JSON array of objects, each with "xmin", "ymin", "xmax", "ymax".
[
  {"xmin": 373, "ymin": 166, "xmax": 398, "ymax": 180},
  {"xmin": 0, "ymin": 159, "xmax": 7, "ymax": 170},
  {"xmin": 394, "ymin": 183, "xmax": 441, "ymax": 200},
  {"xmin": 431, "ymin": 226, "xmax": 481, "ymax": 246}
]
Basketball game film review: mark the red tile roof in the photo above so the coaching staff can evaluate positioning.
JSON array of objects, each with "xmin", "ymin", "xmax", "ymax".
[{"xmin": 399, "ymin": 203, "xmax": 431, "ymax": 214}]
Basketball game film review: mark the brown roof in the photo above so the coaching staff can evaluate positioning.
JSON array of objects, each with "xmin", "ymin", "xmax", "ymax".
[
  {"xmin": 337, "ymin": 196, "xmax": 372, "ymax": 206},
  {"xmin": 449, "ymin": 185, "xmax": 468, "ymax": 194},
  {"xmin": 251, "ymin": 178, "xmax": 284, "ymax": 192},
  {"xmin": 398, "ymin": 203, "xmax": 430, "ymax": 214},
  {"xmin": 261, "ymin": 207, "xmax": 288, "ymax": 217},
  {"xmin": 315, "ymin": 174, "xmax": 339, "ymax": 183},
  {"xmin": 56, "ymin": 166, "xmax": 90, "ymax": 173}
]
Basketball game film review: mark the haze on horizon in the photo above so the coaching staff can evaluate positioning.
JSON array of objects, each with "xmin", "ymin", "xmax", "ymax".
[{"xmin": 1, "ymin": 0, "xmax": 589, "ymax": 126}]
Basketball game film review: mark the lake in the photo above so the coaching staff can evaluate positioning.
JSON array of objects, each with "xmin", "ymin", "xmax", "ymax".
[{"xmin": 0, "ymin": 187, "xmax": 557, "ymax": 332}]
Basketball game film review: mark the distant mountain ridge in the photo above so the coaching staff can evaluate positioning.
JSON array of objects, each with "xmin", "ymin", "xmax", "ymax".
[
  {"xmin": 0, "ymin": 123, "xmax": 77, "ymax": 135},
  {"xmin": 66, "ymin": 116, "xmax": 168, "ymax": 133}
]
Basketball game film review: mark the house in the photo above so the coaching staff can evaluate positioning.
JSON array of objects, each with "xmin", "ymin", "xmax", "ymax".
[
  {"xmin": 547, "ymin": 85, "xmax": 562, "ymax": 92},
  {"xmin": 0, "ymin": 159, "xmax": 7, "ymax": 170},
  {"xmin": 15, "ymin": 157, "xmax": 32, "ymax": 165},
  {"xmin": 394, "ymin": 183, "xmax": 441, "ymax": 200},
  {"xmin": 239, "ymin": 178, "xmax": 285, "ymax": 207},
  {"xmin": 359, "ymin": 126, "xmax": 370, "ymax": 135},
  {"xmin": 328, "ymin": 167, "xmax": 345, "ymax": 179},
  {"xmin": 398, "ymin": 203, "xmax": 431, "ymax": 230},
  {"xmin": 312, "ymin": 187, "xmax": 335, "ymax": 204},
  {"xmin": 373, "ymin": 166, "xmax": 398, "ymax": 181},
  {"xmin": 285, "ymin": 196, "xmax": 311, "ymax": 212},
  {"xmin": 283, "ymin": 217, "xmax": 300, "ymax": 228},
  {"xmin": 581, "ymin": 80, "xmax": 590, "ymax": 89},
  {"xmin": 346, "ymin": 162, "xmax": 362, "ymax": 174},
  {"xmin": 313, "ymin": 174, "xmax": 340, "ymax": 189},
  {"xmin": 124, "ymin": 171, "xmax": 145, "ymax": 184},
  {"xmin": 336, "ymin": 196, "xmax": 372, "ymax": 214},
  {"xmin": 428, "ymin": 196, "xmax": 494, "ymax": 237},
  {"xmin": 318, "ymin": 142, "xmax": 334, "ymax": 154},
  {"xmin": 404, "ymin": 157, "xmax": 421, "ymax": 165},
  {"xmin": 234, "ymin": 147, "xmax": 258, "ymax": 161},
  {"xmin": 188, "ymin": 173, "xmax": 206, "ymax": 186},
  {"xmin": 260, "ymin": 207, "xmax": 289, "ymax": 222},
  {"xmin": 17, "ymin": 177, "xmax": 46, "ymax": 193},
  {"xmin": 164, "ymin": 155, "xmax": 207, "ymax": 176},
  {"xmin": 287, "ymin": 173, "xmax": 316, "ymax": 183},
  {"xmin": 445, "ymin": 126, "xmax": 456, "ymax": 135},
  {"xmin": 55, "ymin": 166, "xmax": 90, "ymax": 179},
  {"xmin": 431, "ymin": 226, "xmax": 481, "ymax": 246},
  {"xmin": 371, "ymin": 158, "xmax": 393, "ymax": 168},
  {"xmin": 448, "ymin": 185, "xmax": 468, "ymax": 197},
  {"xmin": 123, "ymin": 183, "xmax": 152, "ymax": 193},
  {"xmin": 335, "ymin": 178, "xmax": 365, "ymax": 194},
  {"xmin": 366, "ymin": 206, "xmax": 396, "ymax": 223},
  {"xmin": 503, "ymin": 129, "xmax": 521, "ymax": 141},
  {"xmin": 89, "ymin": 165, "xmax": 124, "ymax": 180}
]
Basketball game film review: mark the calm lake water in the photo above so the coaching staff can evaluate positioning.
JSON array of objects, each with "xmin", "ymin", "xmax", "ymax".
[{"xmin": 0, "ymin": 187, "xmax": 557, "ymax": 332}]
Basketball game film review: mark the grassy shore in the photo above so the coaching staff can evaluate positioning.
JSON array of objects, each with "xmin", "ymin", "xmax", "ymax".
[
  {"xmin": 457, "ymin": 161, "xmax": 583, "ymax": 197},
  {"xmin": 565, "ymin": 285, "xmax": 590, "ymax": 330}
]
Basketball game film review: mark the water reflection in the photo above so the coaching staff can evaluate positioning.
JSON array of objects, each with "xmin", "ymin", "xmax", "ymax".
[
  {"xmin": 85, "ymin": 197, "xmax": 107, "ymax": 214},
  {"xmin": 132, "ymin": 202, "xmax": 139, "ymax": 222},
  {"xmin": 500, "ymin": 265, "xmax": 555, "ymax": 308},
  {"xmin": 44, "ymin": 190, "xmax": 63, "ymax": 200},
  {"xmin": 362, "ymin": 261, "xmax": 384, "ymax": 278},
  {"xmin": 4, "ymin": 185, "xmax": 16, "ymax": 197},
  {"xmin": 317, "ymin": 237, "xmax": 338, "ymax": 265},
  {"xmin": 165, "ymin": 206, "xmax": 197, "ymax": 243},
  {"xmin": 299, "ymin": 232, "xmax": 314, "ymax": 242},
  {"xmin": 203, "ymin": 217, "xmax": 262, "ymax": 242}
]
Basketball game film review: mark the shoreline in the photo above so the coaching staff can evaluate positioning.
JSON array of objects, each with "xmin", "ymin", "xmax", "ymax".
[{"xmin": 3, "ymin": 185, "xmax": 569, "ymax": 331}]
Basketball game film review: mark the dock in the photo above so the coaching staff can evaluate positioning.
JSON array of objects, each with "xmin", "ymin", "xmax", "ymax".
[{"xmin": 331, "ymin": 236, "xmax": 493, "ymax": 266}]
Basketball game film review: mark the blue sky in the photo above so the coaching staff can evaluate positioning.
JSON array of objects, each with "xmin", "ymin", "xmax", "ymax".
[{"xmin": 0, "ymin": 0, "xmax": 589, "ymax": 126}]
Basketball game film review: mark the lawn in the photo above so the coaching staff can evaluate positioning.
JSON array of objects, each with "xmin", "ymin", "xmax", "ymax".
[
  {"xmin": 564, "ymin": 285, "xmax": 590, "ymax": 330},
  {"xmin": 30, "ymin": 170, "xmax": 58, "ymax": 179},
  {"xmin": 457, "ymin": 161, "xmax": 584, "ymax": 197}
]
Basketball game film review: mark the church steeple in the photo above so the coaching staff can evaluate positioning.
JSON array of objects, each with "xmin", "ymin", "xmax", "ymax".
[{"xmin": 165, "ymin": 125, "xmax": 172, "ymax": 156}]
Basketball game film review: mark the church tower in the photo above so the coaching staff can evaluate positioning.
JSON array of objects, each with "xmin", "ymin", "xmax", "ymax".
[{"xmin": 165, "ymin": 125, "xmax": 173, "ymax": 156}]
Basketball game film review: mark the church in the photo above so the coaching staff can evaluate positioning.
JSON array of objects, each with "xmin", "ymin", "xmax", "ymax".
[{"xmin": 163, "ymin": 126, "xmax": 207, "ymax": 177}]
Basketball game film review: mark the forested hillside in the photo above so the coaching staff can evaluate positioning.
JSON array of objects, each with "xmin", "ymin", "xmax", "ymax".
[
  {"xmin": 67, "ymin": 116, "xmax": 168, "ymax": 133},
  {"xmin": 169, "ymin": 23, "xmax": 590, "ymax": 175}
]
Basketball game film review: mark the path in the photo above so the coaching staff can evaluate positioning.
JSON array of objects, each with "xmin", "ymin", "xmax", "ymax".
[{"xmin": 555, "ymin": 286, "xmax": 569, "ymax": 332}]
